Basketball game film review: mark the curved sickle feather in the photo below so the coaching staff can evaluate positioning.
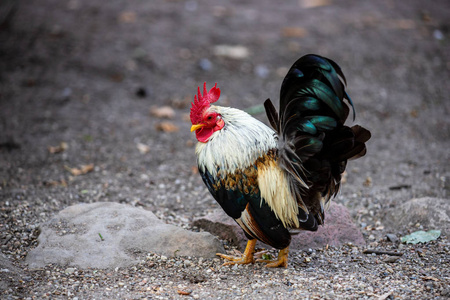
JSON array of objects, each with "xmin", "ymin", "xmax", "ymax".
[{"xmin": 265, "ymin": 54, "xmax": 370, "ymax": 225}]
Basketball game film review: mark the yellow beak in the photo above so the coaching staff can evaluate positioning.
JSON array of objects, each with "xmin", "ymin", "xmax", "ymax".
[{"xmin": 190, "ymin": 123, "xmax": 205, "ymax": 132}]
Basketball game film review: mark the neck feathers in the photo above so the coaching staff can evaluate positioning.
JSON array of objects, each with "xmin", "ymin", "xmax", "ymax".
[{"xmin": 196, "ymin": 106, "xmax": 276, "ymax": 179}]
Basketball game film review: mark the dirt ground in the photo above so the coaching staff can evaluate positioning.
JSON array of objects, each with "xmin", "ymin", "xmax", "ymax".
[{"xmin": 1, "ymin": 0, "xmax": 449, "ymax": 299}]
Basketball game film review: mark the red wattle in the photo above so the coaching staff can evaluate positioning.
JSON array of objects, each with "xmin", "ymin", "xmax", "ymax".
[{"xmin": 196, "ymin": 127, "xmax": 214, "ymax": 143}]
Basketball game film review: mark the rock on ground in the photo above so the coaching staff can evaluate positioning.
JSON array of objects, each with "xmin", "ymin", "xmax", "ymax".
[
  {"xmin": 384, "ymin": 197, "xmax": 450, "ymax": 235},
  {"xmin": 193, "ymin": 202, "xmax": 365, "ymax": 251},
  {"xmin": 26, "ymin": 202, "xmax": 224, "ymax": 269}
]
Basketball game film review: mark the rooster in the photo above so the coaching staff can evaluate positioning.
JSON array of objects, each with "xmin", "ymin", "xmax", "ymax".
[{"xmin": 190, "ymin": 54, "xmax": 371, "ymax": 267}]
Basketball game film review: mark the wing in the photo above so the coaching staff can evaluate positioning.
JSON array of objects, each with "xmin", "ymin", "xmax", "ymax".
[
  {"xmin": 265, "ymin": 54, "xmax": 371, "ymax": 224},
  {"xmin": 199, "ymin": 165, "xmax": 292, "ymax": 249}
]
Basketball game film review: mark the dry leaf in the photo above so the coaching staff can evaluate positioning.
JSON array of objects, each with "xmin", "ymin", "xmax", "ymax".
[
  {"xmin": 401, "ymin": 230, "xmax": 441, "ymax": 244},
  {"xmin": 155, "ymin": 121, "xmax": 179, "ymax": 132},
  {"xmin": 383, "ymin": 256, "xmax": 400, "ymax": 263},
  {"xmin": 213, "ymin": 45, "xmax": 249, "ymax": 59},
  {"xmin": 48, "ymin": 142, "xmax": 68, "ymax": 154},
  {"xmin": 182, "ymin": 113, "xmax": 191, "ymax": 122},
  {"xmin": 299, "ymin": 0, "xmax": 331, "ymax": 8},
  {"xmin": 212, "ymin": 6, "xmax": 229, "ymax": 17},
  {"xmin": 185, "ymin": 139, "xmax": 194, "ymax": 147},
  {"xmin": 410, "ymin": 109, "xmax": 418, "ymax": 118},
  {"xmin": 118, "ymin": 11, "xmax": 136, "ymax": 23},
  {"xmin": 191, "ymin": 166, "xmax": 198, "ymax": 174},
  {"xmin": 253, "ymin": 249, "xmax": 270, "ymax": 259},
  {"xmin": 230, "ymin": 249, "xmax": 243, "ymax": 256},
  {"xmin": 44, "ymin": 179, "xmax": 67, "ymax": 187},
  {"xmin": 341, "ymin": 170, "xmax": 348, "ymax": 184},
  {"xmin": 171, "ymin": 97, "xmax": 191, "ymax": 109},
  {"xmin": 421, "ymin": 12, "xmax": 431, "ymax": 23},
  {"xmin": 150, "ymin": 106, "xmax": 175, "ymax": 119},
  {"xmin": 136, "ymin": 143, "xmax": 150, "ymax": 154},
  {"xmin": 177, "ymin": 290, "xmax": 192, "ymax": 296},
  {"xmin": 109, "ymin": 72, "xmax": 124, "ymax": 82},
  {"xmin": 282, "ymin": 27, "xmax": 308, "ymax": 38},
  {"xmin": 363, "ymin": 176, "xmax": 372, "ymax": 187},
  {"xmin": 391, "ymin": 19, "xmax": 415, "ymax": 30},
  {"xmin": 365, "ymin": 224, "xmax": 374, "ymax": 231},
  {"xmin": 421, "ymin": 276, "xmax": 439, "ymax": 281},
  {"xmin": 65, "ymin": 164, "xmax": 94, "ymax": 176}
]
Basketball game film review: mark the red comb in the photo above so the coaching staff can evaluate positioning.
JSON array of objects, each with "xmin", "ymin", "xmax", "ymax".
[{"xmin": 190, "ymin": 82, "xmax": 220, "ymax": 124}]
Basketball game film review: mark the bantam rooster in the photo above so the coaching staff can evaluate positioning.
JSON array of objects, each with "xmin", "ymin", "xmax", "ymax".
[{"xmin": 190, "ymin": 54, "xmax": 371, "ymax": 267}]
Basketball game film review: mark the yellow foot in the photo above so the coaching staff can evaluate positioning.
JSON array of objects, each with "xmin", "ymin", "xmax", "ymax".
[
  {"xmin": 256, "ymin": 246, "xmax": 289, "ymax": 268},
  {"xmin": 217, "ymin": 239, "xmax": 257, "ymax": 266}
]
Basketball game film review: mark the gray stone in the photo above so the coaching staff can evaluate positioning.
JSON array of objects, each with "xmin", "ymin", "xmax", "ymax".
[
  {"xmin": 26, "ymin": 202, "xmax": 224, "ymax": 269},
  {"xmin": 384, "ymin": 197, "xmax": 450, "ymax": 235},
  {"xmin": 193, "ymin": 202, "xmax": 365, "ymax": 251}
]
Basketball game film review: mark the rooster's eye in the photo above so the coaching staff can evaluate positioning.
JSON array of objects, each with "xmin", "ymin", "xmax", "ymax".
[{"xmin": 207, "ymin": 115, "xmax": 213, "ymax": 120}]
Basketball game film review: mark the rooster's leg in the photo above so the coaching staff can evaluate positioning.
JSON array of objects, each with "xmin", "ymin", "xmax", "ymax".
[
  {"xmin": 256, "ymin": 246, "xmax": 289, "ymax": 268},
  {"xmin": 216, "ymin": 239, "xmax": 256, "ymax": 266}
]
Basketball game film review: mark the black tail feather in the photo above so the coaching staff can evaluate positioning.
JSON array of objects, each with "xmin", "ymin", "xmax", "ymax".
[
  {"xmin": 264, "ymin": 99, "xmax": 279, "ymax": 132},
  {"xmin": 264, "ymin": 54, "xmax": 371, "ymax": 224}
]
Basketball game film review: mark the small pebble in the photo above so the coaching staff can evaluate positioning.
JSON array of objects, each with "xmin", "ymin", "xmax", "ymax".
[
  {"xmin": 65, "ymin": 267, "xmax": 76, "ymax": 274},
  {"xmin": 386, "ymin": 233, "xmax": 399, "ymax": 243},
  {"xmin": 254, "ymin": 65, "xmax": 269, "ymax": 78},
  {"xmin": 433, "ymin": 29, "xmax": 444, "ymax": 40},
  {"xmin": 383, "ymin": 256, "xmax": 400, "ymax": 263},
  {"xmin": 199, "ymin": 58, "xmax": 212, "ymax": 71},
  {"xmin": 135, "ymin": 87, "xmax": 147, "ymax": 98}
]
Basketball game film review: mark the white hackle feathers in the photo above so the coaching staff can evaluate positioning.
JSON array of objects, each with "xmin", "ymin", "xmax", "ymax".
[{"xmin": 196, "ymin": 106, "xmax": 276, "ymax": 179}]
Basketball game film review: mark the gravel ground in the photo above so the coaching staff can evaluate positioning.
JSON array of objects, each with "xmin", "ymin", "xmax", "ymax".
[
  {"xmin": 8, "ymin": 241, "xmax": 450, "ymax": 299},
  {"xmin": 1, "ymin": 0, "xmax": 449, "ymax": 299}
]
